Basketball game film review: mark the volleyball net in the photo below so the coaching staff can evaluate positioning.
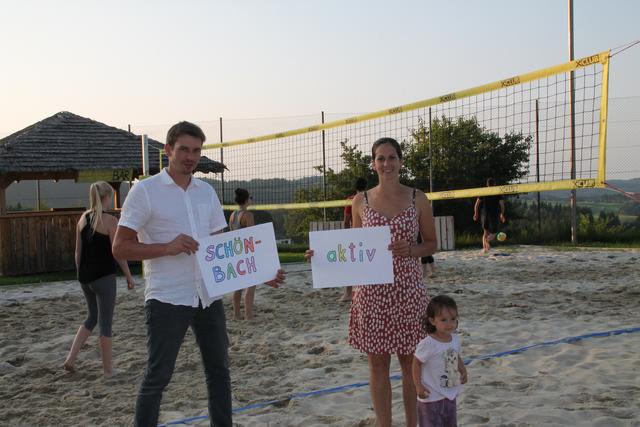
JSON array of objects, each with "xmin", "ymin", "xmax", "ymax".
[{"xmin": 199, "ymin": 51, "xmax": 610, "ymax": 210}]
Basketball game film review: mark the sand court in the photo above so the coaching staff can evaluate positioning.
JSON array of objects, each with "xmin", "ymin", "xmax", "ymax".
[{"xmin": 1, "ymin": 245, "xmax": 639, "ymax": 426}]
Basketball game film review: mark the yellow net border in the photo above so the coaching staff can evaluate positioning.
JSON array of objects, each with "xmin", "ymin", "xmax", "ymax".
[{"xmin": 213, "ymin": 51, "xmax": 610, "ymax": 210}]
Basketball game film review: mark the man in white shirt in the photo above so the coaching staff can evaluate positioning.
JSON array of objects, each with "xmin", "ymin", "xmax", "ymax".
[{"xmin": 113, "ymin": 121, "xmax": 284, "ymax": 427}]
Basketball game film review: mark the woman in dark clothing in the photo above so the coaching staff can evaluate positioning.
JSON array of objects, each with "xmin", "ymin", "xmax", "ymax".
[
  {"xmin": 64, "ymin": 181, "xmax": 135, "ymax": 377},
  {"xmin": 473, "ymin": 178, "xmax": 506, "ymax": 253},
  {"xmin": 229, "ymin": 188, "xmax": 256, "ymax": 320}
]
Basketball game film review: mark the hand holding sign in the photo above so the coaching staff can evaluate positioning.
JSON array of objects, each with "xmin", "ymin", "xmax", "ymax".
[
  {"xmin": 265, "ymin": 269, "xmax": 286, "ymax": 288},
  {"xmin": 166, "ymin": 233, "xmax": 200, "ymax": 256},
  {"xmin": 388, "ymin": 239, "xmax": 412, "ymax": 258}
]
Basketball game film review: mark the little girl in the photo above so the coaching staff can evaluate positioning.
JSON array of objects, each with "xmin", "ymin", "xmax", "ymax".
[{"xmin": 412, "ymin": 295, "xmax": 468, "ymax": 427}]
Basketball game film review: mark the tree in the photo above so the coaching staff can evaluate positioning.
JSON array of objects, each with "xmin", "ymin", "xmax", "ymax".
[
  {"xmin": 317, "ymin": 139, "xmax": 378, "ymax": 200},
  {"xmin": 284, "ymin": 140, "xmax": 377, "ymax": 242},
  {"xmin": 283, "ymin": 187, "xmax": 337, "ymax": 243},
  {"xmin": 403, "ymin": 116, "xmax": 531, "ymax": 231},
  {"xmin": 619, "ymin": 200, "xmax": 640, "ymax": 217},
  {"xmin": 404, "ymin": 116, "xmax": 530, "ymax": 191},
  {"xmin": 284, "ymin": 117, "xmax": 531, "ymax": 240}
]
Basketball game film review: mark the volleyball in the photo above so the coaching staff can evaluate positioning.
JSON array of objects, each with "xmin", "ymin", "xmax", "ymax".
[{"xmin": 497, "ymin": 232, "xmax": 507, "ymax": 242}]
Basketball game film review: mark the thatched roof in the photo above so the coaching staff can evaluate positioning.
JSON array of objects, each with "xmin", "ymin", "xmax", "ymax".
[{"xmin": 0, "ymin": 111, "xmax": 225, "ymax": 180}]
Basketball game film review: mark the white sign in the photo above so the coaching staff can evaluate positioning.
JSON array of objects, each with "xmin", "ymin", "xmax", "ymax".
[
  {"xmin": 196, "ymin": 223, "xmax": 280, "ymax": 298},
  {"xmin": 309, "ymin": 226, "xmax": 394, "ymax": 288}
]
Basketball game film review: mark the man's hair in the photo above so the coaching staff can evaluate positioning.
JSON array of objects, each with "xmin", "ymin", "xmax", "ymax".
[
  {"xmin": 166, "ymin": 121, "xmax": 206, "ymax": 147},
  {"xmin": 355, "ymin": 177, "xmax": 367, "ymax": 192},
  {"xmin": 486, "ymin": 177, "xmax": 495, "ymax": 186}
]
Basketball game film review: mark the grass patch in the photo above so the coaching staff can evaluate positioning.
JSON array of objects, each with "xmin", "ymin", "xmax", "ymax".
[
  {"xmin": 550, "ymin": 241, "xmax": 640, "ymax": 250},
  {"xmin": 0, "ymin": 256, "xmax": 309, "ymax": 287},
  {"xmin": 0, "ymin": 264, "xmax": 143, "ymax": 287},
  {"xmin": 0, "ymin": 270, "xmax": 77, "ymax": 286},
  {"xmin": 455, "ymin": 232, "xmax": 482, "ymax": 249},
  {"xmin": 279, "ymin": 252, "xmax": 306, "ymax": 263},
  {"xmin": 277, "ymin": 243, "xmax": 307, "ymax": 253},
  {"xmin": 620, "ymin": 214, "xmax": 639, "ymax": 225}
]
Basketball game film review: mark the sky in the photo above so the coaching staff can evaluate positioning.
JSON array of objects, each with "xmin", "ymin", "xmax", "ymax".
[{"xmin": 1, "ymin": 0, "xmax": 639, "ymax": 178}]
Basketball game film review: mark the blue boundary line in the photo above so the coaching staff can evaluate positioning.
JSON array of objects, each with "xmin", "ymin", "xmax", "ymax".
[{"xmin": 159, "ymin": 326, "xmax": 640, "ymax": 426}]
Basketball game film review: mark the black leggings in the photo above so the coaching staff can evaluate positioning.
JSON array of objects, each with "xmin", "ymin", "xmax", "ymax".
[
  {"xmin": 81, "ymin": 274, "xmax": 117, "ymax": 337},
  {"xmin": 421, "ymin": 255, "xmax": 434, "ymax": 265}
]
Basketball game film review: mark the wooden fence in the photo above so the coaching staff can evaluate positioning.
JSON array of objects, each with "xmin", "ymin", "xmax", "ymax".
[
  {"xmin": 309, "ymin": 221, "xmax": 344, "ymax": 231},
  {"xmin": 0, "ymin": 211, "xmax": 82, "ymax": 276},
  {"xmin": 434, "ymin": 216, "xmax": 455, "ymax": 251},
  {"xmin": 0, "ymin": 212, "xmax": 455, "ymax": 276},
  {"xmin": 309, "ymin": 216, "xmax": 455, "ymax": 251}
]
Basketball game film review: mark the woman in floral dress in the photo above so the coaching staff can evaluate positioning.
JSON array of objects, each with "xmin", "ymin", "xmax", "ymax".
[{"xmin": 308, "ymin": 137, "xmax": 437, "ymax": 426}]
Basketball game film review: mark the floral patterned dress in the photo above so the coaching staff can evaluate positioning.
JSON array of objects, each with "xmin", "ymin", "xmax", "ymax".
[{"xmin": 348, "ymin": 190, "xmax": 429, "ymax": 354}]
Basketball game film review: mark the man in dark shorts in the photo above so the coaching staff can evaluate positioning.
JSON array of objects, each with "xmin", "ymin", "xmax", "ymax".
[{"xmin": 473, "ymin": 178, "xmax": 506, "ymax": 253}]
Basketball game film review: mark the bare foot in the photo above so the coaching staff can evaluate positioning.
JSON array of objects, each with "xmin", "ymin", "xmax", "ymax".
[{"xmin": 63, "ymin": 360, "xmax": 75, "ymax": 373}]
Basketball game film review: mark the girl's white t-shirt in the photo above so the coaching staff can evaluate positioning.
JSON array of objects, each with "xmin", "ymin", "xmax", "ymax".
[{"xmin": 414, "ymin": 334, "xmax": 463, "ymax": 402}]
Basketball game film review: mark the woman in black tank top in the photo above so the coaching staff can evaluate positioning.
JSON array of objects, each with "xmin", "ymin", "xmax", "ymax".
[{"xmin": 64, "ymin": 181, "xmax": 135, "ymax": 378}]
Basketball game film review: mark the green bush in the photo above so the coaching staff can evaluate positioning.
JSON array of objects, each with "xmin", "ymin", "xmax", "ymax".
[{"xmin": 277, "ymin": 243, "xmax": 308, "ymax": 253}]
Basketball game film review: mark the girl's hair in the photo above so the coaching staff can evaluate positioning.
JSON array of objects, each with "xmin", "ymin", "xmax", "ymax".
[
  {"xmin": 371, "ymin": 137, "xmax": 402, "ymax": 160},
  {"xmin": 86, "ymin": 181, "xmax": 114, "ymax": 233},
  {"xmin": 424, "ymin": 294, "xmax": 458, "ymax": 334},
  {"xmin": 234, "ymin": 188, "xmax": 250, "ymax": 205}
]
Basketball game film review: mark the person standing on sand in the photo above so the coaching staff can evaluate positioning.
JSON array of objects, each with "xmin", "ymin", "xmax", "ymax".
[
  {"xmin": 417, "ymin": 233, "xmax": 436, "ymax": 279},
  {"xmin": 64, "ymin": 181, "xmax": 135, "ymax": 378},
  {"xmin": 112, "ymin": 121, "xmax": 285, "ymax": 427},
  {"xmin": 229, "ymin": 188, "xmax": 257, "ymax": 320},
  {"xmin": 473, "ymin": 177, "xmax": 506, "ymax": 253},
  {"xmin": 307, "ymin": 137, "xmax": 437, "ymax": 427},
  {"xmin": 413, "ymin": 295, "xmax": 467, "ymax": 427}
]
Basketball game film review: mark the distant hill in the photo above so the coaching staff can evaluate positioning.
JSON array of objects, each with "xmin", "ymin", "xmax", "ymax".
[
  {"xmin": 6, "ymin": 176, "xmax": 638, "ymax": 211},
  {"xmin": 519, "ymin": 178, "xmax": 640, "ymax": 201},
  {"xmin": 6, "ymin": 180, "xmax": 131, "ymax": 210}
]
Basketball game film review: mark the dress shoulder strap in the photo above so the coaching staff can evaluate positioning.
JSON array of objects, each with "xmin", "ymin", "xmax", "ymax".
[
  {"xmin": 364, "ymin": 191, "xmax": 369, "ymax": 205},
  {"xmin": 412, "ymin": 188, "xmax": 416, "ymax": 205}
]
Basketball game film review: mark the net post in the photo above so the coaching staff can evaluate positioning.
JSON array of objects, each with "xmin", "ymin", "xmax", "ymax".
[
  {"xmin": 597, "ymin": 54, "xmax": 610, "ymax": 186},
  {"xmin": 428, "ymin": 107, "xmax": 433, "ymax": 193},
  {"xmin": 536, "ymin": 99, "xmax": 541, "ymax": 241},
  {"xmin": 141, "ymin": 134, "xmax": 149, "ymax": 177},
  {"xmin": 321, "ymin": 111, "xmax": 327, "ymax": 222},
  {"xmin": 220, "ymin": 117, "xmax": 225, "ymax": 204},
  {"xmin": 568, "ymin": 0, "xmax": 578, "ymax": 244},
  {"xmin": 428, "ymin": 107, "xmax": 434, "ymax": 209}
]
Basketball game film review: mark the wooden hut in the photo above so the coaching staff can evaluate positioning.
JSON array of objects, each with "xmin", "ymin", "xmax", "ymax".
[{"xmin": 0, "ymin": 111, "xmax": 225, "ymax": 276}]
